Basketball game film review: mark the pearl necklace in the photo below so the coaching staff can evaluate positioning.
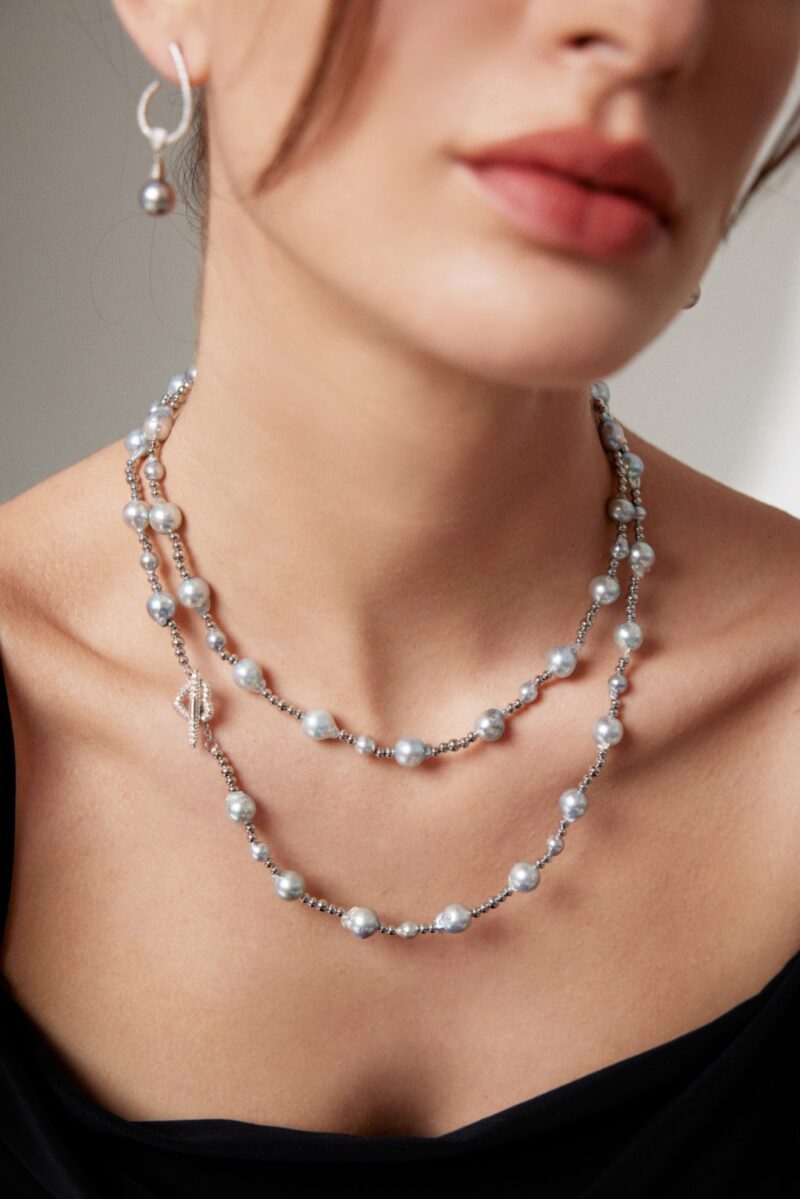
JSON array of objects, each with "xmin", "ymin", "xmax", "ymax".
[{"xmin": 121, "ymin": 373, "xmax": 654, "ymax": 940}]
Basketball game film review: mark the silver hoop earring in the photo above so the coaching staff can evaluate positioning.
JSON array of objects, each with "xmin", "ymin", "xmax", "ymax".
[
  {"xmin": 137, "ymin": 41, "xmax": 194, "ymax": 216},
  {"xmin": 683, "ymin": 285, "xmax": 701, "ymax": 309}
]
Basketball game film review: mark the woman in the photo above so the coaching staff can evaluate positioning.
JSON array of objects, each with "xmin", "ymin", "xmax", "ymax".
[{"xmin": 1, "ymin": 0, "xmax": 799, "ymax": 1190}]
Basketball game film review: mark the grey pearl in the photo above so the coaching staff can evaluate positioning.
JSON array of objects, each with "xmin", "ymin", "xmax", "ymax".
[
  {"xmin": 185, "ymin": 366, "xmax": 197, "ymax": 382},
  {"xmin": 167, "ymin": 372, "xmax": 187, "ymax": 396},
  {"xmin": 226, "ymin": 790, "xmax": 256, "ymax": 823},
  {"xmin": 559, "ymin": 788, "xmax": 588, "ymax": 822},
  {"xmin": 608, "ymin": 672, "xmax": 629, "ymax": 695},
  {"xmin": 139, "ymin": 550, "xmax": 159, "ymax": 572},
  {"xmin": 614, "ymin": 621, "xmax": 644, "ymax": 652},
  {"xmin": 301, "ymin": 709, "xmax": 340, "ymax": 740},
  {"xmin": 474, "ymin": 708, "xmax": 505, "ymax": 741},
  {"xmin": 591, "ymin": 380, "xmax": 611, "ymax": 404},
  {"xmin": 547, "ymin": 644, "xmax": 577, "ymax": 678},
  {"xmin": 274, "ymin": 870, "xmax": 305, "ymax": 901},
  {"xmin": 508, "ymin": 861, "xmax": 541, "ymax": 893},
  {"xmin": 397, "ymin": 921, "xmax": 420, "ymax": 939},
  {"xmin": 393, "ymin": 736, "xmax": 427, "ymax": 767},
  {"xmin": 435, "ymin": 903, "xmax": 473, "ymax": 933},
  {"xmin": 143, "ymin": 456, "xmax": 165, "ymax": 481},
  {"xmin": 139, "ymin": 179, "xmax": 175, "ymax": 215},
  {"xmin": 250, "ymin": 840, "xmax": 270, "ymax": 861},
  {"xmin": 148, "ymin": 500, "xmax": 183, "ymax": 534},
  {"xmin": 341, "ymin": 907, "xmax": 381, "ymax": 939},
  {"xmin": 547, "ymin": 833, "xmax": 565, "ymax": 855},
  {"xmin": 178, "ymin": 575, "xmax": 211, "ymax": 612},
  {"xmin": 599, "ymin": 418, "xmax": 626, "ymax": 450},
  {"xmin": 612, "ymin": 536, "xmax": 630, "ymax": 560},
  {"xmin": 354, "ymin": 735, "xmax": 377, "ymax": 755},
  {"xmin": 607, "ymin": 497, "xmax": 636, "ymax": 524},
  {"xmin": 588, "ymin": 574, "xmax": 621, "ymax": 605},
  {"xmin": 146, "ymin": 591, "xmax": 175, "ymax": 626},
  {"xmin": 206, "ymin": 628, "xmax": 227, "ymax": 652},
  {"xmin": 519, "ymin": 679, "xmax": 539, "ymax": 704},
  {"xmin": 622, "ymin": 451, "xmax": 644, "ymax": 478},
  {"xmin": 124, "ymin": 427, "xmax": 147, "ymax": 458},
  {"xmin": 592, "ymin": 714, "xmax": 624, "ymax": 748},
  {"xmin": 122, "ymin": 500, "xmax": 150, "ymax": 532},
  {"xmin": 143, "ymin": 409, "xmax": 173, "ymax": 442},
  {"xmin": 629, "ymin": 541, "xmax": 656, "ymax": 573},
  {"xmin": 232, "ymin": 658, "xmax": 265, "ymax": 692}
]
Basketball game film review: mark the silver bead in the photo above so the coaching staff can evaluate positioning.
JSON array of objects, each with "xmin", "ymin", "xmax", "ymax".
[
  {"xmin": 146, "ymin": 591, "xmax": 175, "ymax": 625},
  {"xmin": 148, "ymin": 500, "xmax": 183, "ymax": 533},
  {"xmin": 232, "ymin": 658, "xmax": 265, "ymax": 692},
  {"xmin": 178, "ymin": 575, "xmax": 211, "ymax": 612},
  {"xmin": 435, "ymin": 903, "xmax": 473, "ymax": 933},
  {"xmin": 547, "ymin": 833, "xmax": 565, "ymax": 855},
  {"xmin": 143, "ymin": 455, "xmax": 165, "ymax": 481},
  {"xmin": 354, "ymin": 734, "xmax": 377, "ymax": 755},
  {"xmin": 122, "ymin": 499, "xmax": 150, "ymax": 531},
  {"xmin": 139, "ymin": 550, "xmax": 159, "ymax": 572},
  {"xmin": 559, "ymin": 788, "xmax": 588, "ymax": 822},
  {"xmin": 301, "ymin": 709, "xmax": 340, "ymax": 740},
  {"xmin": 508, "ymin": 861, "xmax": 541, "ymax": 893},
  {"xmin": 592, "ymin": 714, "xmax": 624, "ymax": 748},
  {"xmin": 393, "ymin": 736, "xmax": 427, "ymax": 767},
  {"xmin": 274, "ymin": 870, "xmax": 305, "ymax": 901},
  {"xmin": 341, "ymin": 906, "xmax": 381, "ymax": 939},
  {"xmin": 226, "ymin": 790, "xmax": 256, "ymax": 822},
  {"xmin": 614, "ymin": 621, "xmax": 644, "ymax": 651},
  {"xmin": 474, "ymin": 708, "xmax": 506, "ymax": 741},
  {"xmin": 607, "ymin": 497, "xmax": 636, "ymax": 524},
  {"xmin": 547, "ymin": 644, "xmax": 577, "ymax": 678},
  {"xmin": 142, "ymin": 409, "xmax": 174, "ymax": 442},
  {"xmin": 124, "ymin": 428, "xmax": 147, "ymax": 458},
  {"xmin": 588, "ymin": 574, "xmax": 621, "ymax": 605},
  {"xmin": 205, "ymin": 628, "xmax": 227, "ymax": 652},
  {"xmin": 608, "ymin": 672, "xmax": 628, "ymax": 695},
  {"xmin": 612, "ymin": 536, "xmax": 630, "ymax": 560},
  {"xmin": 599, "ymin": 418, "xmax": 626, "ymax": 450},
  {"xmin": 167, "ymin": 372, "xmax": 187, "ymax": 397},
  {"xmin": 622, "ymin": 451, "xmax": 644, "ymax": 478},
  {"xmin": 629, "ymin": 541, "xmax": 656, "ymax": 574},
  {"xmin": 397, "ymin": 921, "xmax": 420, "ymax": 939},
  {"xmin": 250, "ymin": 840, "xmax": 270, "ymax": 861},
  {"xmin": 139, "ymin": 178, "xmax": 175, "ymax": 215},
  {"xmin": 519, "ymin": 679, "xmax": 539, "ymax": 704}
]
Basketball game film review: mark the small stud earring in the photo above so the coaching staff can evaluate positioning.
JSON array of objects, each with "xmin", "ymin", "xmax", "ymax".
[
  {"xmin": 683, "ymin": 285, "xmax": 701, "ymax": 309},
  {"xmin": 136, "ymin": 41, "xmax": 194, "ymax": 216}
]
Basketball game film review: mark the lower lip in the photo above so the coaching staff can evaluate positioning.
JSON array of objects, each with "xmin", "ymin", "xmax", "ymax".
[{"xmin": 461, "ymin": 160, "xmax": 668, "ymax": 259}]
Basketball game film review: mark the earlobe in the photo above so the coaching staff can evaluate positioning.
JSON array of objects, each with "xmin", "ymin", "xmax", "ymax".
[{"xmin": 109, "ymin": 0, "xmax": 210, "ymax": 87}]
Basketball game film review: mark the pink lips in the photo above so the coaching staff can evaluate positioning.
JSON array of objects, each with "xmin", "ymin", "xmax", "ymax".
[{"xmin": 456, "ymin": 124, "xmax": 679, "ymax": 259}]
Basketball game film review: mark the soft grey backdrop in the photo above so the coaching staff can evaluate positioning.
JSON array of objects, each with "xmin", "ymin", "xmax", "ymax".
[{"xmin": 3, "ymin": 0, "xmax": 800, "ymax": 517}]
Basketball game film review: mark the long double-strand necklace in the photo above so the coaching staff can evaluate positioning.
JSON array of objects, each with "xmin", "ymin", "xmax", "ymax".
[{"xmin": 121, "ymin": 372, "xmax": 654, "ymax": 940}]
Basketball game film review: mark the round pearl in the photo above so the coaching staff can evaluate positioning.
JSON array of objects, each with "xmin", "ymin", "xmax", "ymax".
[
  {"xmin": 250, "ymin": 840, "xmax": 270, "ymax": 861},
  {"xmin": 612, "ymin": 536, "xmax": 630, "ymax": 560},
  {"xmin": 519, "ymin": 679, "xmax": 539, "ymax": 704},
  {"xmin": 122, "ymin": 500, "xmax": 150, "ymax": 532},
  {"xmin": 547, "ymin": 645, "xmax": 577, "ymax": 678},
  {"xmin": 622, "ymin": 451, "xmax": 644, "ymax": 478},
  {"xmin": 354, "ymin": 735, "xmax": 377, "ymax": 755},
  {"xmin": 588, "ymin": 574, "xmax": 621, "ymax": 605},
  {"xmin": 591, "ymin": 380, "xmax": 611, "ymax": 404},
  {"xmin": 397, "ymin": 921, "xmax": 420, "ymax": 939},
  {"xmin": 559, "ymin": 788, "xmax": 588, "ymax": 822},
  {"xmin": 341, "ymin": 906, "xmax": 381, "ymax": 939},
  {"xmin": 206, "ymin": 628, "xmax": 227, "ymax": 652},
  {"xmin": 508, "ymin": 861, "xmax": 541, "ymax": 893},
  {"xmin": 274, "ymin": 870, "xmax": 305, "ymax": 901},
  {"xmin": 635, "ymin": 504, "xmax": 647, "ymax": 519},
  {"xmin": 547, "ymin": 833, "xmax": 565, "ymax": 855},
  {"xmin": 148, "ymin": 500, "xmax": 183, "ymax": 534},
  {"xmin": 301, "ymin": 709, "xmax": 340, "ymax": 740},
  {"xmin": 393, "ymin": 736, "xmax": 427, "ymax": 767},
  {"xmin": 436, "ymin": 903, "xmax": 473, "ymax": 933},
  {"xmin": 124, "ymin": 427, "xmax": 147, "ymax": 458},
  {"xmin": 607, "ymin": 497, "xmax": 636, "ymax": 524},
  {"xmin": 614, "ymin": 621, "xmax": 644, "ymax": 652},
  {"xmin": 226, "ymin": 790, "xmax": 256, "ymax": 822},
  {"xmin": 185, "ymin": 366, "xmax": 197, "ymax": 382},
  {"xmin": 146, "ymin": 591, "xmax": 175, "ymax": 625},
  {"xmin": 143, "ymin": 456, "xmax": 165, "ymax": 481},
  {"xmin": 167, "ymin": 371, "xmax": 187, "ymax": 396},
  {"xmin": 629, "ymin": 541, "xmax": 656, "ymax": 573},
  {"xmin": 139, "ymin": 179, "xmax": 175, "ymax": 215},
  {"xmin": 178, "ymin": 575, "xmax": 211, "ymax": 612},
  {"xmin": 474, "ymin": 708, "xmax": 505, "ymax": 741},
  {"xmin": 232, "ymin": 658, "xmax": 265, "ymax": 692},
  {"xmin": 608, "ymin": 672, "xmax": 629, "ymax": 695},
  {"xmin": 142, "ymin": 410, "xmax": 173, "ymax": 442},
  {"xmin": 593, "ymin": 714, "xmax": 624, "ymax": 748},
  {"xmin": 599, "ymin": 418, "xmax": 625, "ymax": 450},
  {"xmin": 139, "ymin": 550, "xmax": 159, "ymax": 572}
]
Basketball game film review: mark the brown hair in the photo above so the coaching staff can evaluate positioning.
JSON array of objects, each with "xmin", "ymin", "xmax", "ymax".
[{"xmin": 175, "ymin": 0, "xmax": 800, "ymax": 251}]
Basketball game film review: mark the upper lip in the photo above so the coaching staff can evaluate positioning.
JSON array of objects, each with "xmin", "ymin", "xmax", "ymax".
[{"xmin": 458, "ymin": 125, "xmax": 679, "ymax": 227}]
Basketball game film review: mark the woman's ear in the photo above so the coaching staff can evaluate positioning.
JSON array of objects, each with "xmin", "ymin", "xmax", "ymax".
[{"xmin": 109, "ymin": 0, "xmax": 210, "ymax": 86}]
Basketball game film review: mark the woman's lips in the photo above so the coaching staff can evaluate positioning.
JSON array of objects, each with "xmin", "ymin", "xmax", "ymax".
[{"xmin": 460, "ymin": 159, "xmax": 668, "ymax": 259}]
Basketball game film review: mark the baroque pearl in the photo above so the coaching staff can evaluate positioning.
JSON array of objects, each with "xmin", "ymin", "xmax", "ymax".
[
  {"xmin": 508, "ymin": 861, "xmax": 541, "ymax": 892},
  {"xmin": 614, "ymin": 621, "xmax": 644, "ymax": 651},
  {"xmin": 122, "ymin": 500, "xmax": 150, "ymax": 532},
  {"xmin": 397, "ymin": 921, "xmax": 420, "ymax": 939},
  {"xmin": 226, "ymin": 790, "xmax": 256, "ymax": 822},
  {"xmin": 608, "ymin": 672, "xmax": 629, "ymax": 695},
  {"xmin": 302, "ymin": 709, "xmax": 340, "ymax": 740},
  {"xmin": 519, "ymin": 679, "xmax": 539, "ymax": 704},
  {"xmin": 146, "ymin": 591, "xmax": 175, "ymax": 625},
  {"xmin": 178, "ymin": 575, "xmax": 211, "ymax": 612},
  {"xmin": 354, "ymin": 735, "xmax": 377, "ymax": 755},
  {"xmin": 142, "ymin": 409, "xmax": 173, "ymax": 442},
  {"xmin": 612, "ymin": 536, "xmax": 630, "ymax": 560},
  {"xmin": 139, "ymin": 550, "xmax": 158, "ymax": 572},
  {"xmin": 143, "ymin": 456, "xmax": 165, "ymax": 481},
  {"xmin": 232, "ymin": 658, "xmax": 265, "ymax": 692},
  {"xmin": 629, "ymin": 541, "xmax": 656, "ymax": 574},
  {"xmin": 436, "ymin": 903, "xmax": 473, "ymax": 933},
  {"xmin": 341, "ymin": 907, "xmax": 381, "ymax": 939},
  {"xmin": 547, "ymin": 645, "xmax": 577, "ymax": 678},
  {"xmin": 592, "ymin": 714, "xmax": 624, "ymax": 748},
  {"xmin": 591, "ymin": 380, "xmax": 611, "ymax": 403},
  {"xmin": 124, "ymin": 427, "xmax": 147, "ymax": 458},
  {"xmin": 393, "ymin": 736, "xmax": 427, "ymax": 767},
  {"xmin": 622, "ymin": 451, "xmax": 644, "ymax": 479},
  {"xmin": 474, "ymin": 708, "xmax": 505, "ymax": 741},
  {"xmin": 148, "ymin": 500, "xmax": 182, "ymax": 534},
  {"xmin": 599, "ymin": 418, "xmax": 625, "ymax": 450},
  {"xmin": 588, "ymin": 574, "xmax": 621, "ymax": 605},
  {"xmin": 607, "ymin": 497, "xmax": 636, "ymax": 524},
  {"xmin": 547, "ymin": 833, "xmax": 564, "ymax": 855},
  {"xmin": 205, "ymin": 628, "xmax": 226, "ymax": 652},
  {"xmin": 250, "ymin": 840, "xmax": 270, "ymax": 861},
  {"xmin": 274, "ymin": 870, "xmax": 305, "ymax": 901},
  {"xmin": 559, "ymin": 788, "xmax": 588, "ymax": 822}
]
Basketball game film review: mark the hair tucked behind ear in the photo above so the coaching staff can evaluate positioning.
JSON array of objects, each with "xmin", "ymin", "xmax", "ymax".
[{"xmin": 174, "ymin": 0, "xmax": 800, "ymax": 252}]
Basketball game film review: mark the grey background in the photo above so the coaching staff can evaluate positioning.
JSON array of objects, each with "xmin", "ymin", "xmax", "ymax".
[{"xmin": 3, "ymin": 0, "xmax": 800, "ymax": 517}]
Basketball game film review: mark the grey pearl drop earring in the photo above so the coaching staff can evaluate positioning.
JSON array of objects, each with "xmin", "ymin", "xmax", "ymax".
[{"xmin": 136, "ymin": 41, "xmax": 194, "ymax": 216}]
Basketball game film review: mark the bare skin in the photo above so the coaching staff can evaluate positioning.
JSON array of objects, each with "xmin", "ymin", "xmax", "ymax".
[{"xmin": 2, "ymin": 0, "xmax": 800, "ymax": 1139}]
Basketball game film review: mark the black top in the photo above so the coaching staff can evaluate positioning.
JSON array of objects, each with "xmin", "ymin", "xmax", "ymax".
[{"xmin": 0, "ymin": 648, "xmax": 797, "ymax": 1195}]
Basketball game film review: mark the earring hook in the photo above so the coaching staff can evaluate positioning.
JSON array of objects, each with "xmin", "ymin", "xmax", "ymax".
[{"xmin": 136, "ymin": 40, "xmax": 194, "ymax": 156}]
